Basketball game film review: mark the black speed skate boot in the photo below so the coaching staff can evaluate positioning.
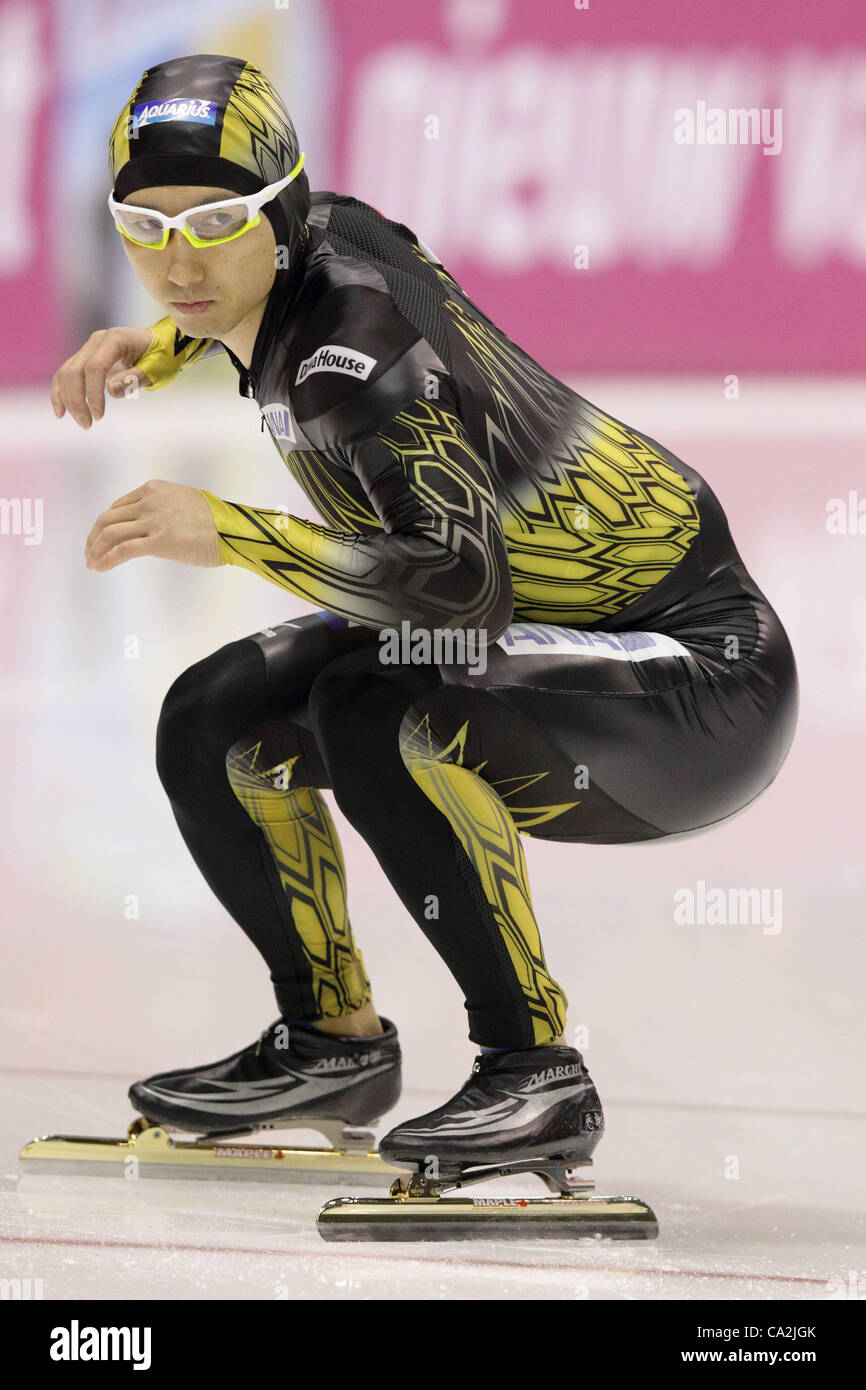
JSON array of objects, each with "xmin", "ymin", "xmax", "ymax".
[
  {"xmin": 378, "ymin": 1042, "xmax": 603, "ymax": 1174},
  {"xmin": 317, "ymin": 1046, "xmax": 660, "ymax": 1240},
  {"xmin": 129, "ymin": 1017, "xmax": 402, "ymax": 1142},
  {"xmin": 20, "ymin": 1019, "xmax": 406, "ymax": 1186}
]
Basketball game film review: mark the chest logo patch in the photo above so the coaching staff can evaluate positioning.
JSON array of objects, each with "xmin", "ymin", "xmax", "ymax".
[
  {"xmin": 295, "ymin": 344, "xmax": 377, "ymax": 385},
  {"xmin": 261, "ymin": 402, "xmax": 297, "ymax": 445}
]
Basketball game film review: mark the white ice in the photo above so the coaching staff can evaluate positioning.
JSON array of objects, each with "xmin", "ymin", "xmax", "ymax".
[{"xmin": 3, "ymin": 1070, "xmax": 864, "ymax": 1300}]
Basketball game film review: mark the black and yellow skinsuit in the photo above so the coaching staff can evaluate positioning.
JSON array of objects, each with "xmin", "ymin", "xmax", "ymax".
[{"xmin": 112, "ymin": 55, "xmax": 797, "ymax": 1047}]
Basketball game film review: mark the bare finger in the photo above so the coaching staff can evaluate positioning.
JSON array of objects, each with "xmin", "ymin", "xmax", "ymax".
[
  {"xmin": 54, "ymin": 333, "xmax": 121, "ymax": 427},
  {"xmin": 80, "ymin": 336, "xmax": 135, "ymax": 422},
  {"xmin": 56, "ymin": 362, "xmax": 93, "ymax": 427},
  {"xmin": 86, "ymin": 519, "xmax": 150, "ymax": 569},
  {"xmin": 107, "ymin": 486, "xmax": 148, "ymax": 509}
]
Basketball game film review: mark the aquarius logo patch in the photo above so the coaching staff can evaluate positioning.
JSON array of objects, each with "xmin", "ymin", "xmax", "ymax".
[{"xmin": 133, "ymin": 99, "xmax": 217, "ymax": 130}]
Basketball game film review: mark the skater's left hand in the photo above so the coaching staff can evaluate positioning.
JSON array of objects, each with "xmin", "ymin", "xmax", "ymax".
[{"xmin": 85, "ymin": 479, "xmax": 222, "ymax": 572}]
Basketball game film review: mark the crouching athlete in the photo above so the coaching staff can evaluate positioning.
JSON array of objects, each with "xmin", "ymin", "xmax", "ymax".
[{"xmin": 51, "ymin": 54, "xmax": 798, "ymax": 1175}]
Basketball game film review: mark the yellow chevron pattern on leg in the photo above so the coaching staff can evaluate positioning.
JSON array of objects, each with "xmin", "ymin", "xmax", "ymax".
[
  {"xmin": 399, "ymin": 714, "xmax": 568, "ymax": 1043},
  {"xmin": 226, "ymin": 741, "xmax": 371, "ymax": 1017}
]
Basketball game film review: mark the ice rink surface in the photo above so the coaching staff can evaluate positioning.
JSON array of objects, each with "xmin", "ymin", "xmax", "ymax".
[
  {"xmin": 1, "ymin": 377, "xmax": 864, "ymax": 1301},
  {"xmin": 3, "ymin": 1070, "xmax": 864, "ymax": 1301}
]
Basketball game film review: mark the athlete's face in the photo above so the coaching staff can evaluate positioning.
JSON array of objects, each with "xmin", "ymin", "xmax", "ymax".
[{"xmin": 119, "ymin": 185, "xmax": 276, "ymax": 340}]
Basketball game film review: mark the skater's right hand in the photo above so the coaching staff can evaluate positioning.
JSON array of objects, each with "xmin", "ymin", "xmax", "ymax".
[{"xmin": 50, "ymin": 326, "xmax": 155, "ymax": 429}]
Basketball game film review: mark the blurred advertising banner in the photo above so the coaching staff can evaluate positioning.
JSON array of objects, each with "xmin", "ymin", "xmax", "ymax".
[
  {"xmin": 0, "ymin": 0, "xmax": 58, "ymax": 381},
  {"xmin": 331, "ymin": 0, "xmax": 866, "ymax": 372},
  {"xmin": 2, "ymin": 0, "xmax": 863, "ymax": 381}
]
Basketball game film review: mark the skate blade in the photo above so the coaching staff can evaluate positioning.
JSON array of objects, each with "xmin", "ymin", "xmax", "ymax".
[
  {"xmin": 19, "ymin": 1127, "xmax": 409, "ymax": 1186},
  {"xmin": 316, "ymin": 1194, "xmax": 659, "ymax": 1241}
]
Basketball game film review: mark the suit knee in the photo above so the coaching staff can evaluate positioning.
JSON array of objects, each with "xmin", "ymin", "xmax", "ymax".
[{"xmin": 156, "ymin": 640, "xmax": 267, "ymax": 794}]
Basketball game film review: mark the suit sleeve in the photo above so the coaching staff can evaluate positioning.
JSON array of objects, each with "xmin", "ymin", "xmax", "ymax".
[
  {"xmin": 136, "ymin": 316, "xmax": 224, "ymax": 391},
  {"xmin": 197, "ymin": 394, "xmax": 514, "ymax": 642}
]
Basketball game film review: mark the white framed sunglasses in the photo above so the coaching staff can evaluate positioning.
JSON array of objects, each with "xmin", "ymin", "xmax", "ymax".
[{"xmin": 108, "ymin": 152, "xmax": 305, "ymax": 249}]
